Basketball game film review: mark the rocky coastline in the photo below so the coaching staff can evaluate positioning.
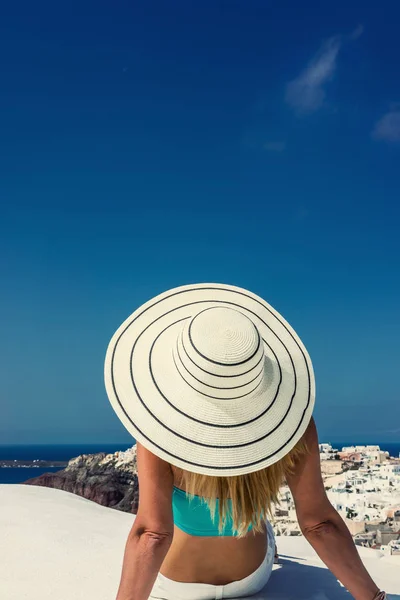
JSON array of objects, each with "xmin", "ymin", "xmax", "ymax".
[{"xmin": 22, "ymin": 446, "xmax": 139, "ymax": 513}]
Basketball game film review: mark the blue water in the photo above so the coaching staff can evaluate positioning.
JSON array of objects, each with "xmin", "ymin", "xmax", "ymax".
[
  {"xmin": 0, "ymin": 443, "xmax": 135, "ymax": 484},
  {"xmin": 0, "ymin": 441, "xmax": 398, "ymax": 485},
  {"xmin": 0, "ymin": 443, "xmax": 134, "ymax": 461},
  {"xmin": 2, "ymin": 467, "xmax": 65, "ymax": 484}
]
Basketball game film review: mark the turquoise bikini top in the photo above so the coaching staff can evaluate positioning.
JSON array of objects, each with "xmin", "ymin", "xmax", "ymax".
[{"xmin": 172, "ymin": 485, "xmax": 254, "ymax": 537}]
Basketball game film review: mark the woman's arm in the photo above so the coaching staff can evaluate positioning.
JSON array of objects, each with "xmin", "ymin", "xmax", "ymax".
[
  {"xmin": 286, "ymin": 418, "xmax": 381, "ymax": 600},
  {"xmin": 115, "ymin": 443, "xmax": 174, "ymax": 600}
]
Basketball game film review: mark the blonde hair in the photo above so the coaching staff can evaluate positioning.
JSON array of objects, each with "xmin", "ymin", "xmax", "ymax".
[{"xmin": 176, "ymin": 437, "xmax": 308, "ymax": 538}]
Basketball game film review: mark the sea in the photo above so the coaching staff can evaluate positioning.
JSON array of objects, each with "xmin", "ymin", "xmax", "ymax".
[
  {"xmin": 0, "ymin": 441, "xmax": 399, "ymax": 485},
  {"xmin": 0, "ymin": 443, "xmax": 134, "ymax": 484}
]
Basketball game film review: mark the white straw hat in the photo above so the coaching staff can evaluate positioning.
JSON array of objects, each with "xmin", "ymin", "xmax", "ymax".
[{"xmin": 104, "ymin": 283, "xmax": 315, "ymax": 476}]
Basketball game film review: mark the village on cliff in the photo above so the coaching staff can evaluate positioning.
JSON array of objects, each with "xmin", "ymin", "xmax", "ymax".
[{"xmin": 273, "ymin": 443, "xmax": 400, "ymax": 557}]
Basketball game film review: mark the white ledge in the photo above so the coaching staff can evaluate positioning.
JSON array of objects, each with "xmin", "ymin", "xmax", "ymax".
[{"xmin": 0, "ymin": 484, "xmax": 399, "ymax": 600}]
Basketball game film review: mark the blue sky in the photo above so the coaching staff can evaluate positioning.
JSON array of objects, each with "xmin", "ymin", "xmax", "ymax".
[{"xmin": 1, "ymin": 1, "xmax": 399, "ymax": 445}]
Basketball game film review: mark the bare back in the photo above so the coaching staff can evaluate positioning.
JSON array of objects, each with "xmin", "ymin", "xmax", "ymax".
[{"xmin": 159, "ymin": 465, "xmax": 269, "ymax": 585}]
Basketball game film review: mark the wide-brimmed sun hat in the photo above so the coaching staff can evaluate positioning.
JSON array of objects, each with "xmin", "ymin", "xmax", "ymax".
[{"xmin": 104, "ymin": 283, "xmax": 315, "ymax": 476}]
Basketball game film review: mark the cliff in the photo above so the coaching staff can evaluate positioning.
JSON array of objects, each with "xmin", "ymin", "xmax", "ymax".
[{"xmin": 23, "ymin": 445, "xmax": 139, "ymax": 513}]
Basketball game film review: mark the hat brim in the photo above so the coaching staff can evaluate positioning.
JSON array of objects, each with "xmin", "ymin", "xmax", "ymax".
[{"xmin": 104, "ymin": 283, "xmax": 315, "ymax": 476}]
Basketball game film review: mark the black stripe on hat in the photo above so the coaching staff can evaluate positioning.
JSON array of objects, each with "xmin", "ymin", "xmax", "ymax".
[
  {"xmin": 181, "ymin": 330, "xmax": 265, "ymax": 378},
  {"xmin": 171, "ymin": 345, "xmax": 266, "ymax": 401},
  {"xmin": 175, "ymin": 327, "xmax": 266, "ymax": 391}
]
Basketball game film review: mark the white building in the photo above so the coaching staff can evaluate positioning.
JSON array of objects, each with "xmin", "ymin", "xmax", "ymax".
[
  {"xmin": 381, "ymin": 463, "xmax": 400, "ymax": 477},
  {"xmin": 342, "ymin": 446, "xmax": 356, "ymax": 453},
  {"xmin": 319, "ymin": 443, "xmax": 333, "ymax": 454},
  {"xmin": 380, "ymin": 540, "xmax": 400, "ymax": 556}
]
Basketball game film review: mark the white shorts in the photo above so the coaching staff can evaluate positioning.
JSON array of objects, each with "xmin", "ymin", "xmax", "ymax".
[{"xmin": 149, "ymin": 521, "xmax": 275, "ymax": 599}]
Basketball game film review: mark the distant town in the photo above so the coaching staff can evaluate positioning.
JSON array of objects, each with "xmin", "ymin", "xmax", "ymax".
[{"xmin": 273, "ymin": 443, "xmax": 400, "ymax": 557}]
